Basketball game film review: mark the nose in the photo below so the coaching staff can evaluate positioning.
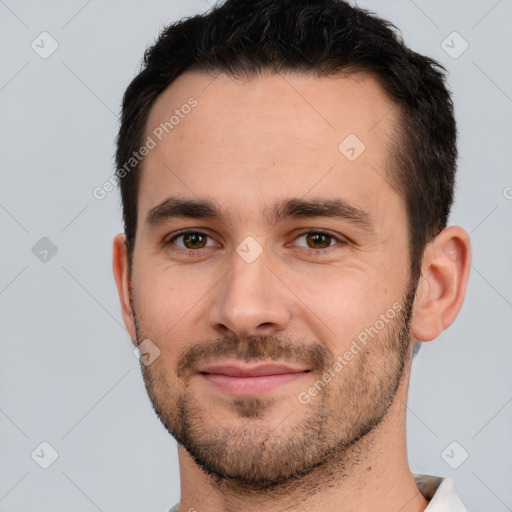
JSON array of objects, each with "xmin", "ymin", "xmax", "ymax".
[{"xmin": 207, "ymin": 245, "xmax": 292, "ymax": 339}]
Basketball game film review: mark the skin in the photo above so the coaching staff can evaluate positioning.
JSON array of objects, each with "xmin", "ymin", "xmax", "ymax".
[{"xmin": 113, "ymin": 70, "xmax": 471, "ymax": 512}]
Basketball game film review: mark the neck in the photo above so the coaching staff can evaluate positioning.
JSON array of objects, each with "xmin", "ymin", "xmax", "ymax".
[{"xmin": 175, "ymin": 363, "xmax": 428, "ymax": 512}]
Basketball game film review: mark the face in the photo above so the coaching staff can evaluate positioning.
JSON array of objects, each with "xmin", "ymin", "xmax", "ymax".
[{"xmin": 128, "ymin": 70, "xmax": 417, "ymax": 488}]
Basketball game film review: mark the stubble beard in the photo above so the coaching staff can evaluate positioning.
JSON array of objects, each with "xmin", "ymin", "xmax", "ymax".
[{"xmin": 133, "ymin": 278, "xmax": 417, "ymax": 498}]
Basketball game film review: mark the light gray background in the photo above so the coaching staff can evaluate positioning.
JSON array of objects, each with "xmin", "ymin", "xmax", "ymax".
[{"xmin": 1, "ymin": 1, "xmax": 511, "ymax": 510}]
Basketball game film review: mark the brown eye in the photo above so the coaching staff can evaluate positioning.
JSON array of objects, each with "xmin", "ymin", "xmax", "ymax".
[
  {"xmin": 291, "ymin": 230, "xmax": 348, "ymax": 255},
  {"xmin": 304, "ymin": 232, "xmax": 332, "ymax": 249},
  {"xmin": 182, "ymin": 232, "xmax": 207, "ymax": 249},
  {"xmin": 168, "ymin": 231, "xmax": 215, "ymax": 250}
]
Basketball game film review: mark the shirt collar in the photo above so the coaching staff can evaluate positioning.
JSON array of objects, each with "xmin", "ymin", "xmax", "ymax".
[{"xmin": 413, "ymin": 473, "xmax": 469, "ymax": 511}]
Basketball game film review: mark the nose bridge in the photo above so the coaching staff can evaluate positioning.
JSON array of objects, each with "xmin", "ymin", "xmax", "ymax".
[
  {"xmin": 209, "ymin": 242, "xmax": 291, "ymax": 336},
  {"xmin": 230, "ymin": 247, "xmax": 271, "ymax": 302}
]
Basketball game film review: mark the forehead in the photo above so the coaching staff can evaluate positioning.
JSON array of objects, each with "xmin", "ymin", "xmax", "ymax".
[
  {"xmin": 138, "ymin": 69, "xmax": 401, "ymax": 227},
  {"xmin": 145, "ymin": 69, "xmax": 397, "ymax": 151}
]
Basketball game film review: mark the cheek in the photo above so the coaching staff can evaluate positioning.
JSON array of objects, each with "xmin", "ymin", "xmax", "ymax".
[
  {"xmin": 285, "ymin": 267, "xmax": 400, "ymax": 350},
  {"xmin": 132, "ymin": 265, "xmax": 209, "ymax": 351}
]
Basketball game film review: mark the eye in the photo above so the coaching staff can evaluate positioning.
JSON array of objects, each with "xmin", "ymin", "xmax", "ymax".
[
  {"xmin": 291, "ymin": 230, "xmax": 347, "ymax": 253},
  {"xmin": 163, "ymin": 228, "xmax": 347, "ymax": 256},
  {"xmin": 166, "ymin": 230, "xmax": 217, "ymax": 250}
]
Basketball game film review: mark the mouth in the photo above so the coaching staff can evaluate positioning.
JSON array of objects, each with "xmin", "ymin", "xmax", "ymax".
[{"xmin": 198, "ymin": 363, "xmax": 311, "ymax": 396}]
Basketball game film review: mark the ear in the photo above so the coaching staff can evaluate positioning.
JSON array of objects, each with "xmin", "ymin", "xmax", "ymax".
[
  {"xmin": 411, "ymin": 226, "xmax": 471, "ymax": 342},
  {"xmin": 112, "ymin": 233, "xmax": 137, "ymax": 346}
]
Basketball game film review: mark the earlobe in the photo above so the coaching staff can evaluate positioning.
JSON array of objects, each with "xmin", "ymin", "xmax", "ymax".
[
  {"xmin": 112, "ymin": 233, "xmax": 137, "ymax": 345},
  {"xmin": 411, "ymin": 226, "xmax": 471, "ymax": 342}
]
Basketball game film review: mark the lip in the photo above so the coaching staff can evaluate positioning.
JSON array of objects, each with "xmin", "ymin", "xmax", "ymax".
[
  {"xmin": 198, "ymin": 363, "xmax": 310, "ymax": 396},
  {"xmin": 199, "ymin": 363, "xmax": 309, "ymax": 377}
]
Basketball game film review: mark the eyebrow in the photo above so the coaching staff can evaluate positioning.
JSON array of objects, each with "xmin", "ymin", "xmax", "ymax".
[{"xmin": 145, "ymin": 196, "xmax": 375, "ymax": 232}]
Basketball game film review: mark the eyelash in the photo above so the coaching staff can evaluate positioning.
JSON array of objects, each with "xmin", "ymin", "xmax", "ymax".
[{"xmin": 164, "ymin": 229, "xmax": 348, "ymax": 256}]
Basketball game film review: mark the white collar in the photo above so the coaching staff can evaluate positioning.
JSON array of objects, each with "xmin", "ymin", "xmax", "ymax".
[{"xmin": 414, "ymin": 473, "xmax": 469, "ymax": 511}]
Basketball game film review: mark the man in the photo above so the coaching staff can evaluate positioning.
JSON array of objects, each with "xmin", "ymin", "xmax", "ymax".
[{"xmin": 112, "ymin": 1, "xmax": 472, "ymax": 510}]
